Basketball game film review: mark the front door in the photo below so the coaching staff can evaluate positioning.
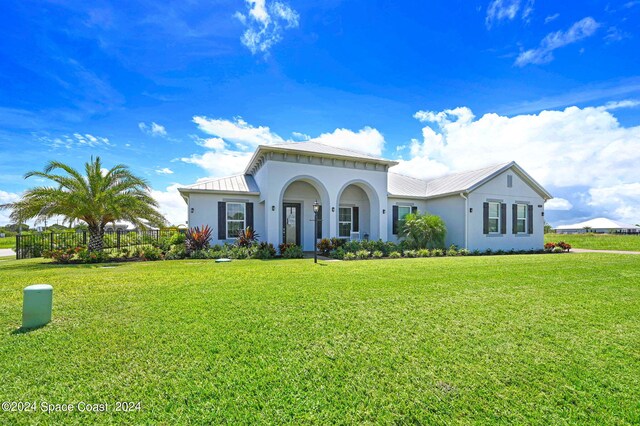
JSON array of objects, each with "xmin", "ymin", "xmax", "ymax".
[{"xmin": 283, "ymin": 203, "xmax": 301, "ymax": 246}]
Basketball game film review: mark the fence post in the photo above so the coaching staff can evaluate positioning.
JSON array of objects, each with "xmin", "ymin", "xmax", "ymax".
[
  {"xmin": 50, "ymin": 231, "xmax": 54, "ymax": 251},
  {"xmin": 16, "ymin": 234, "xmax": 20, "ymax": 260},
  {"xmin": 83, "ymin": 231, "xmax": 87, "ymax": 245},
  {"xmin": 117, "ymin": 230, "xmax": 121, "ymax": 250}
]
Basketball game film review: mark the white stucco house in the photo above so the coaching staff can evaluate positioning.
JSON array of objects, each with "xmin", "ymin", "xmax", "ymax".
[
  {"xmin": 178, "ymin": 142, "xmax": 552, "ymax": 251},
  {"xmin": 556, "ymin": 218, "xmax": 640, "ymax": 234}
]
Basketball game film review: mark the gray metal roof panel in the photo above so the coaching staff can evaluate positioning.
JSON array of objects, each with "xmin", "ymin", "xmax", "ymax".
[{"xmin": 180, "ymin": 174, "xmax": 259, "ymax": 193}]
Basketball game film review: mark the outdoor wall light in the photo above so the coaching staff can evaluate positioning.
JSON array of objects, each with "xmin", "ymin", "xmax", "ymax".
[
  {"xmin": 271, "ymin": 205, "xmax": 275, "ymax": 211},
  {"xmin": 541, "ymin": 212, "xmax": 545, "ymax": 217},
  {"xmin": 331, "ymin": 207, "xmax": 335, "ymax": 212},
  {"xmin": 469, "ymin": 208, "xmax": 473, "ymax": 213},
  {"xmin": 190, "ymin": 207, "xmax": 194, "ymax": 214},
  {"xmin": 382, "ymin": 209, "xmax": 386, "ymax": 214},
  {"xmin": 313, "ymin": 200, "xmax": 320, "ymax": 214}
]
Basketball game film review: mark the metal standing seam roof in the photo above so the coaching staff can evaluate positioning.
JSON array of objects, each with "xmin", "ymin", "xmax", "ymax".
[
  {"xmin": 423, "ymin": 162, "xmax": 513, "ymax": 197},
  {"xmin": 266, "ymin": 141, "xmax": 391, "ymax": 161},
  {"xmin": 180, "ymin": 174, "xmax": 259, "ymax": 193},
  {"xmin": 387, "ymin": 172, "xmax": 429, "ymax": 197}
]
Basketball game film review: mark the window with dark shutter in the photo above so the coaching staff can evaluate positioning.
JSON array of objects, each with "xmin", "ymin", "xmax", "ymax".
[
  {"xmin": 352, "ymin": 207, "xmax": 359, "ymax": 233},
  {"xmin": 501, "ymin": 203, "xmax": 507, "ymax": 234},
  {"xmin": 411, "ymin": 206, "xmax": 418, "ymax": 214},
  {"xmin": 392, "ymin": 205, "xmax": 399, "ymax": 235},
  {"xmin": 528, "ymin": 204, "xmax": 534, "ymax": 234},
  {"xmin": 512, "ymin": 204, "xmax": 518, "ymax": 234},
  {"xmin": 483, "ymin": 202, "xmax": 489, "ymax": 234},
  {"xmin": 246, "ymin": 202, "xmax": 254, "ymax": 230},
  {"xmin": 217, "ymin": 202, "xmax": 226, "ymax": 240}
]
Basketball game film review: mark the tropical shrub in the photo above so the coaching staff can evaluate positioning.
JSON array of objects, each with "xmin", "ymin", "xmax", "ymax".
[
  {"xmin": 459, "ymin": 248, "xmax": 470, "ymax": 256},
  {"xmin": 403, "ymin": 250, "xmax": 418, "ymax": 258},
  {"xmin": 389, "ymin": 251, "xmax": 402, "ymax": 258},
  {"xmin": 317, "ymin": 238, "xmax": 333, "ymax": 256},
  {"xmin": 165, "ymin": 245, "xmax": 187, "ymax": 260},
  {"xmin": 43, "ymin": 247, "xmax": 81, "ymax": 264},
  {"xmin": 372, "ymin": 250, "xmax": 383, "ymax": 259},
  {"xmin": 552, "ymin": 246, "xmax": 564, "ymax": 253},
  {"xmin": 279, "ymin": 243, "xmax": 295, "ymax": 255},
  {"xmin": 77, "ymin": 249, "xmax": 110, "ymax": 263},
  {"xmin": 186, "ymin": 225, "xmax": 212, "ymax": 252},
  {"xmin": 343, "ymin": 252, "xmax": 357, "ymax": 260},
  {"xmin": 355, "ymin": 249, "xmax": 370, "ymax": 260},
  {"xmin": 432, "ymin": 248, "xmax": 444, "ymax": 257},
  {"xmin": 330, "ymin": 247, "xmax": 346, "ymax": 260},
  {"xmin": 544, "ymin": 242, "xmax": 556, "ymax": 252},
  {"xmin": 236, "ymin": 227, "xmax": 259, "ymax": 247},
  {"xmin": 169, "ymin": 232, "xmax": 186, "ymax": 246},
  {"xmin": 398, "ymin": 212, "xmax": 447, "ymax": 249},
  {"xmin": 557, "ymin": 241, "xmax": 572, "ymax": 252},
  {"xmin": 141, "ymin": 246, "xmax": 162, "ymax": 261},
  {"xmin": 252, "ymin": 242, "xmax": 276, "ymax": 259},
  {"xmin": 418, "ymin": 249, "xmax": 430, "ymax": 258},
  {"xmin": 282, "ymin": 244, "xmax": 304, "ymax": 259},
  {"xmin": 446, "ymin": 245, "xmax": 458, "ymax": 256}
]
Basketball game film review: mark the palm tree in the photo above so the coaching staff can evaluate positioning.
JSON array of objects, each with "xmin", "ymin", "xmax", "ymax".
[
  {"xmin": 0, "ymin": 157, "xmax": 166, "ymax": 251},
  {"xmin": 398, "ymin": 212, "xmax": 447, "ymax": 249}
]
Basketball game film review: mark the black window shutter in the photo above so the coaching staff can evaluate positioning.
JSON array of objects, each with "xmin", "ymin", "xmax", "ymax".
[
  {"xmin": 512, "ymin": 204, "xmax": 518, "ymax": 234},
  {"xmin": 315, "ymin": 205, "xmax": 322, "ymax": 239},
  {"xmin": 500, "ymin": 203, "xmax": 507, "ymax": 234},
  {"xmin": 218, "ymin": 202, "xmax": 226, "ymax": 239},
  {"xmin": 528, "ymin": 204, "xmax": 534, "ymax": 234},
  {"xmin": 411, "ymin": 206, "xmax": 418, "ymax": 214},
  {"xmin": 483, "ymin": 202, "xmax": 489, "ymax": 234},
  {"xmin": 392, "ymin": 205, "xmax": 399, "ymax": 235},
  {"xmin": 246, "ymin": 202, "xmax": 254, "ymax": 230},
  {"xmin": 352, "ymin": 207, "xmax": 359, "ymax": 232}
]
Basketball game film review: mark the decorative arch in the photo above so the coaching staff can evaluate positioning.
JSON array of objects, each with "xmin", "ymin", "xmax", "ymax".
[{"xmin": 335, "ymin": 179, "xmax": 381, "ymax": 240}]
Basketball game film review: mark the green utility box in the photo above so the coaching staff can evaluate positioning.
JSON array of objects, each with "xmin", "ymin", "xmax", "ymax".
[{"xmin": 23, "ymin": 284, "xmax": 53, "ymax": 329}]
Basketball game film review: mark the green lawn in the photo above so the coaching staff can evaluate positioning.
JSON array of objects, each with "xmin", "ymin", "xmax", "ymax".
[
  {"xmin": 1, "ymin": 255, "xmax": 639, "ymax": 424},
  {"xmin": 0, "ymin": 236, "xmax": 15, "ymax": 249},
  {"xmin": 545, "ymin": 233, "xmax": 640, "ymax": 251}
]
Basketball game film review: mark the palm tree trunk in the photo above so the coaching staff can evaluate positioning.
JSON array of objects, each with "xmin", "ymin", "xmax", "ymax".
[{"xmin": 88, "ymin": 224, "xmax": 105, "ymax": 252}]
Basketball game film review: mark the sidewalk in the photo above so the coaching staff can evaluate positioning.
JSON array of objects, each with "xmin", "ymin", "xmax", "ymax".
[
  {"xmin": 0, "ymin": 248, "xmax": 15, "ymax": 257},
  {"xmin": 572, "ymin": 248, "xmax": 640, "ymax": 255}
]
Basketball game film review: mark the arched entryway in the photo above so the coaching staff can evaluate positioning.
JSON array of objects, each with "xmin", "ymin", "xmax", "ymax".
[
  {"xmin": 336, "ymin": 180, "xmax": 380, "ymax": 241},
  {"xmin": 279, "ymin": 176, "xmax": 330, "ymax": 251}
]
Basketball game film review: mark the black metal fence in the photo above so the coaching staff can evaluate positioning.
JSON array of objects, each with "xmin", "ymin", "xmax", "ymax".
[{"xmin": 15, "ymin": 230, "xmax": 184, "ymax": 260}]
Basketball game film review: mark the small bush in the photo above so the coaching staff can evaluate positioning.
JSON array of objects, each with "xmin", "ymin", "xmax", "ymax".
[
  {"xmin": 141, "ymin": 246, "xmax": 162, "ymax": 261},
  {"xmin": 283, "ymin": 245, "xmax": 304, "ymax": 259},
  {"xmin": 252, "ymin": 242, "xmax": 276, "ymax": 259},
  {"xmin": 471, "ymin": 249, "xmax": 481, "ymax": 256},
  {"xmin": 355, "ymin": 249, "xmax": 370, "ymax": 260},
  {"xmin": 317, "ymin": 238, "xmax": 333, "ymax": 256},
  {"xmin": 77, "ymin": 249, "xmax": 110, "ymax": 264},
  {"xmin": 552, "ymin": 246, "xmax": 564, "ymax": 253},
  {"xmin": 418, "ymin": 249, "xmax": 430, "ymax": 258},
  {"xmin": 169, "ymin": 232, "xmax": 186, "ymax": 246},
  {"xmin": 236, "ymin": 227, "xmax": 259, "ymax": 247},
  {"xmin": 186, "ymin": 225, "xmax": 212, "ymax": 252},
  {"xmin": 189, "ymin": 250, "xmax": 208, "ymax": 259},
  {"xmin": 330, "ymin": 247, "xmax": 345, "ymax": 260},
  {"xmin": 446, "ymin": 244, "xmax": 458, "ymax": 256},
  {"xmin": 372, "ymin": 250, "xmax": 383, "ymax": 259},
  {"xmin": 343, "ymin": 252, "xmax": 357, "ymax": 260},
  {"xmin": 389, "ymin": 251, "xmax": 402, "ymax": 258},
  {"xmin": 484, "ymin": 249, "xmax": 493, "ymax": 256},
  {"xmin": 432, "ymin": 248, "xmax": 444, "ymax": 257},
  {"xmin": 165, "ymin": 245, "xmax": 187, "ymax": 260},
  {"xmin": 43, "ymin": 247, "xmax": 82, "ymax": 264},
  {"xmin": 404, "ymin": 250, "xmax": 418, "ymax": 258},
  {"xmin": 459, "ymin": 248, "xmax": 470, "ymax": 256}
]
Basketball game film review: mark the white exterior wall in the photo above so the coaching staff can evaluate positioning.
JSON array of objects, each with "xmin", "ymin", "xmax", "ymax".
[
  {"xmin": 424, "ymin": 195, "xmax": 466, "ymax": 249},
  {"xmin": 467, "ymin": 169, "xmax": 545, "ymax": 251},
  {"xmin": 264, "ymin": 160, "xmax": 388, "ymax": 249},
  {"xmin": 386, "ymin": 198, "xmax": 428, "ymax": 243},
  {"xmin": 187, "ymin": 192, "xmax": 263, "ymax": 245}
]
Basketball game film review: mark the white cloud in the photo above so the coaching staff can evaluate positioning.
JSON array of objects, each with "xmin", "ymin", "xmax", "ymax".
[
  {"xmin": 400, "ymin": 102, "xmax": 640, "ymax": 223},
  {"xmin": 544, "ymin": 13, "xmax": 559, "ymax": 24},
  {"xmin": 150, "ymin": 183, "xmax": 188, "ymax": 226},
  {"xmin": 156, "ymin": 167, "xmax": 174, "ymax": 175},
  {"xmin": 139, "ymin": 121, "xmax": 168, "ymax": 137},
  {"xmin": 292, "ymin": 132, "xmax": 310, "ymax": 141},
  {"xmin": 0, "ymin": 190, "xmax": 20, "ymax": 226},
  {"xmin": 235, "ymin": 0, "xmax": 299, "ymax": 54},
  {"xmin": 486, "ymin": 0, "xmax": 533, "ymax": 28},
  {"xmin": 516, "ymin": 17, "xmax": 599, "ymax": 66},
  {"xmin": 588, "ymin": 184, "xmax": 640, "ymax": 224},
  {"xmin": 545, "ymin": 198, "xmax": 573, "ymax": 210},
  {"xmin": 309, "ymin": 127, "xmax": 385, "ymax": 157},
  {"xmin": 181, "ymin": 150, "xmax": 254, "ymax": 178},
  {"xmin": 37, "ymin": 132, "xmax": 111, "ymax": 149},
  {"xmin": 193, "ymin": 116, "xmax": 285, "ymax": 148}
]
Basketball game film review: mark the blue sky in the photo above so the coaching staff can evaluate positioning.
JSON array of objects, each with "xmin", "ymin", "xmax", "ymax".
[{"xmin": 1, "ymin": 0, "xmax": 639, "ymax": 226}]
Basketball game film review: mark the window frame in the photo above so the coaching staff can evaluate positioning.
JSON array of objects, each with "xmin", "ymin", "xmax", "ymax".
[
  {"xmin": 338, "ymin": 206, "xmax": 352, "ymax": 238},
  {"xmin": 226, "ymin": 202, "xmax": 246, "ymax": 239},
  {"xmin": 516, "ymin": 203, "xmax": 528, "ymax": 234},
  {"xmin": 488, "ymin": 201, "xmax": 501, "ymax": 234}
]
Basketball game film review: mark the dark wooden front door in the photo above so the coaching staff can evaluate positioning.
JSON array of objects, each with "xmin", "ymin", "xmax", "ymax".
[{"xmin": 283, "ymin": 203, "xmax": 301, "ymax": 246}]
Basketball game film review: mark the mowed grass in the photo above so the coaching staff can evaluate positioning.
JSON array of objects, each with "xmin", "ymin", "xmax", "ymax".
[
  {"xmin": 0, "ymin": 236, "xmax": 14, "ymax": 249},
  {"xmin": 1, "ymin": 255, "xmax": 639, "ymax": 424},
  {"xmin": 545, "ymin": 233, "xmax": 640, "ymax": 251}
]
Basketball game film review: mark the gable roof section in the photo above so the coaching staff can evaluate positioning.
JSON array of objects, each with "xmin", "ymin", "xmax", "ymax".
[
  {"xmin": 178, "ymin": 174, "xmax": 259, "ymax": 195},
  {"xmin": 245, "ymin": 141, "xmax": 398, "ymax": 174},
  {"xmin": 388, "ymin": 161, "xmax": 553, "ymax": 200},
  {"xmin": 388, "ymin": 172, "xmax": 429, "ymax": 198}
]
